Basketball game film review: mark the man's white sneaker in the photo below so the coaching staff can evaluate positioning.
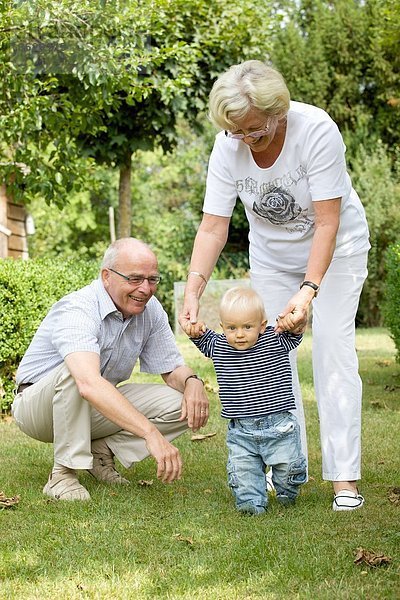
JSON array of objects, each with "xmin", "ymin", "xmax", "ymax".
[{"xmin": 333, "ymin": 489, "xmax": 365, "ymax": 511}]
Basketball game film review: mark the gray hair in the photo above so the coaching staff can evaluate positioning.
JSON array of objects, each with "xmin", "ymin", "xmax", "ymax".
[
  {"xmin": 219, "ymin": 286, "xmax": 267, "ymax": 323},
  {"xmin": 100, "ymin": 238, "xmax": 154, "ymax": 272},
  {"xmin": 209, "ymin": 60, "xmax": 290, "ymax": 131}
]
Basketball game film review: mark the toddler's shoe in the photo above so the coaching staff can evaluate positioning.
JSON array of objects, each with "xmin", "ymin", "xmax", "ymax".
[{"xmin": 333, "ymin": 489, "xmax": 364, "ymax": 511}]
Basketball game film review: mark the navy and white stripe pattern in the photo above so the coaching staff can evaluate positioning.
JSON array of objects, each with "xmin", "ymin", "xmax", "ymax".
[{"xmin": 192, "ymin": 326, "xmax": 302, "ymax": 419}]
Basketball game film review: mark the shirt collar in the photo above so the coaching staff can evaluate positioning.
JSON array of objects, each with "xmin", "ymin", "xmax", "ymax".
[
  {"xmin": 93, "ymin": 278, "xmax": 122, "ymax": 320},
  {"xmin": 93, "ymin": 278, "xmax": 152, "ymax": 322}
]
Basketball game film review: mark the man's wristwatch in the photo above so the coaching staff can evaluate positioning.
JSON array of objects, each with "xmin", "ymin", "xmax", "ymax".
[
  {"xmin": 300, "ymin": 280, "xmax": 320, "ymax": 297},
  {"xmin": 184, "ymin": 374, "xmax": 205, "ymax": 386}
]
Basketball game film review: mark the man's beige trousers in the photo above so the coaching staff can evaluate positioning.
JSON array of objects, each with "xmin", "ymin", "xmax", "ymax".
[{"xmin": 12, "ymin": 363, "xmax": 188, "ymax": 469}]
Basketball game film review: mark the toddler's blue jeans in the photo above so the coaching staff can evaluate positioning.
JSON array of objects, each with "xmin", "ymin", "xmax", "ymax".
[{"xmin": 226, "ymin": 412, "xmax": 307, "ymax": 515}]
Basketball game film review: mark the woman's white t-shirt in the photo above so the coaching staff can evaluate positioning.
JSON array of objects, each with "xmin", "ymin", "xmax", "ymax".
[{"xmin": 203, "ymin": 101, "xmax": 370, "ymax": 273}]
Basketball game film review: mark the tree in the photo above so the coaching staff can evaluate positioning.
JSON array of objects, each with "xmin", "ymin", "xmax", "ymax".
[
  {"xmin": 270, "ymin": 0, "xmax": 400, "ymax": 156},
  {"xmin": 1, "ymin": 0, "xmax": 277, "ymax": 235}
]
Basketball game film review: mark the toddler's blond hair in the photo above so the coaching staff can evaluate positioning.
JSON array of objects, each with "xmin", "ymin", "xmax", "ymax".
[{"xmin": 219, "ymin": 287, "xmax": 267, "ymax": 323}]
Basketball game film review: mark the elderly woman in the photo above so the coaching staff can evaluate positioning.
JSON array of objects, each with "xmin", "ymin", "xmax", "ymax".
[{"xmin": 179, "ymin": 60, "xmax": 370, "ymax": 511}]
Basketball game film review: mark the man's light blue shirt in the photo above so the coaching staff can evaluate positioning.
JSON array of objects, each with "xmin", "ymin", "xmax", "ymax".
[{"xmin": 16, "ymin": 279, "xmax": 183, "ymax": 385}]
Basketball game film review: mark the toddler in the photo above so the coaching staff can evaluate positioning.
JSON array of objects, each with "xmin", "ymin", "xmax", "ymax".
[{"xmin": 182, "ymin": 286, "xmax": 306, "ymax": 514}]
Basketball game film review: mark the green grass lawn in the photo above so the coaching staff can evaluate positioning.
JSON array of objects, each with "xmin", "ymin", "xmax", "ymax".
[{"xmin": 1, "ymin": 328, "xmax": 399, "ymax": 599}]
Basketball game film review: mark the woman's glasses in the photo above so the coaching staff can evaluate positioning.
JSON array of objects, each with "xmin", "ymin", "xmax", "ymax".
[{"xmin": 225, "ymin": 116, "xmax": 278, "ymax": 140}]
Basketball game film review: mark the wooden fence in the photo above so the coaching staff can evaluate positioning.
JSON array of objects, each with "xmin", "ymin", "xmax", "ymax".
[{"xmin": 0, "ymin": 184, "xmax": 29, "ymax": 259}]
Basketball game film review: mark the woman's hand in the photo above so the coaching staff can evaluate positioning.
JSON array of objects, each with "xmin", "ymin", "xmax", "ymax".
[
  {"xmin": 275, "ymin": 307, "xmax": 308, "ymax": 335},
  {"xmin": 178, "ymin": 292, "xmax": 200, "ymax": 331},
  {"xmin": 274, "ymin": 288, "xmax": 315, "ymax": 334},
  {"xmin": 180, "ymin": 319, "xmax": 206, "ymax": 338}
]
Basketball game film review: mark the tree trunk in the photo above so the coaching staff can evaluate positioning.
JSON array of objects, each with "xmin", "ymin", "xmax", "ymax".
[{"xmin": 118, "ymin": 153, "xmax": 132, "ymax": 239}]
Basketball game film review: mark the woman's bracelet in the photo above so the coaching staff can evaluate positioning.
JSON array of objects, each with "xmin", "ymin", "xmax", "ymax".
[
  {"xmin": 187, "ymin": 271, "xmax": 208, "ymax": 285},
  {"xmin": 300, "ymin": 280, "xmax": 320, "ymax": 297}
]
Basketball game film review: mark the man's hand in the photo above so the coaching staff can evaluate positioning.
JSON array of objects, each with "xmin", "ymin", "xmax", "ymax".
[
  {"xmin": 144, "ymin": 429, "xmax": 183, "ymax": 483},
  {"xmin": 179, "ymin": 377, "xmax": 209, "ymax": 432}
]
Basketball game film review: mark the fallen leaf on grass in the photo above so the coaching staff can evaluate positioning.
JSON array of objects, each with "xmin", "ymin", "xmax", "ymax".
[
  {"xmin": 370, "ymin": 400, "xmax": 388, "ymax": 409},
  {"xmin": 0, "ymin": 491, "xmax": 20, "ymax": 509},
  {"xmin": 384, "ymin": 384, "xmax": 400, "ymax": 393},
  {"xmin": 388, "ymin": 487, "xmax": 400, "ymax": 505},
  {"xmin": 191, "ymin": 432, "xmax": 217, "ymax": 441},
  {"xmin": 376, "ymin": 360, "xmax": 391, "ymax": 367},
  {"xmin": 354, "ymin": 547, "xmax": 391, "ymax": 568},
  {"xmin": 0, "ymin": 415, "xmax": 13, "ymax": 424},
  {"xmin": 138, "ymin": 480, "xmax": 153, "ymax": 487},
  {"xmin": 173, "ymin": 533, "xmax": 194, "ymax": 546}
]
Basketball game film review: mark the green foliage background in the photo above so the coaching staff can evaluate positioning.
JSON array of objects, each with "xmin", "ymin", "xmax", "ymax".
[
  {"xmin": 13, "ymin": 0, "xmax": 398, "ymax": 328},
  {"xmin": 383, "ymin": 243, "xmax": 400, "ymax": 361}
]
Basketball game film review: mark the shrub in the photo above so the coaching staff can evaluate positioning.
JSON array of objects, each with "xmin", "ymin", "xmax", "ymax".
[
  {"xmin": 382, "ymin": 243, "xmax": 400, "ymax": 362},
  {"xmin": 349, "ymin": 141, "xmax": 400, "ymax": 326},
  {"xmin": 0, "ymin": 257, "xmax": 99, "ymax": 412}
]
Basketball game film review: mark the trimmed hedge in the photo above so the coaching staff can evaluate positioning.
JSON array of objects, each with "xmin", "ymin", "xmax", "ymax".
[
  {"xmin": 0, "ymin": 257, "xmax": 99, "ymax": 412},
  {"xmin": 382, "ymin": 243, "xmax": 400, "ymax": 362}
]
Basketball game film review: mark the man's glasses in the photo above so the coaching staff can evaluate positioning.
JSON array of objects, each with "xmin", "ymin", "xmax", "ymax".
[
  {"xmin": 108, "ymin": 268, "xmax": 161, "ymax": 286},
  {"xmin": 225, "ymin": 116, "xmax": 276, "ymax": 140}
]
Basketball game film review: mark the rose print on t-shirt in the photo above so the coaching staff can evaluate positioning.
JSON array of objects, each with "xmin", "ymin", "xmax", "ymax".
[{"xmin": 253, "ymin": 186, "xmax": 313, "ymax": 233}]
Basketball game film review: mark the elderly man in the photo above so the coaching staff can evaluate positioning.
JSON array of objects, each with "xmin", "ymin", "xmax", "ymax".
[{"xmin": 12, "ymin": 238, "xmax": 209, "ymax": 501}]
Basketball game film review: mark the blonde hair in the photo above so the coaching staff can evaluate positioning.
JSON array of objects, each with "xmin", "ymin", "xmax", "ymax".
[
  {"xmin": 219, "ymin": 287, "xmax": 267, "ymax": 323},
  {"xmin": 209, "ymin": 60, "xmax": 290, "ymax": 131}
]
